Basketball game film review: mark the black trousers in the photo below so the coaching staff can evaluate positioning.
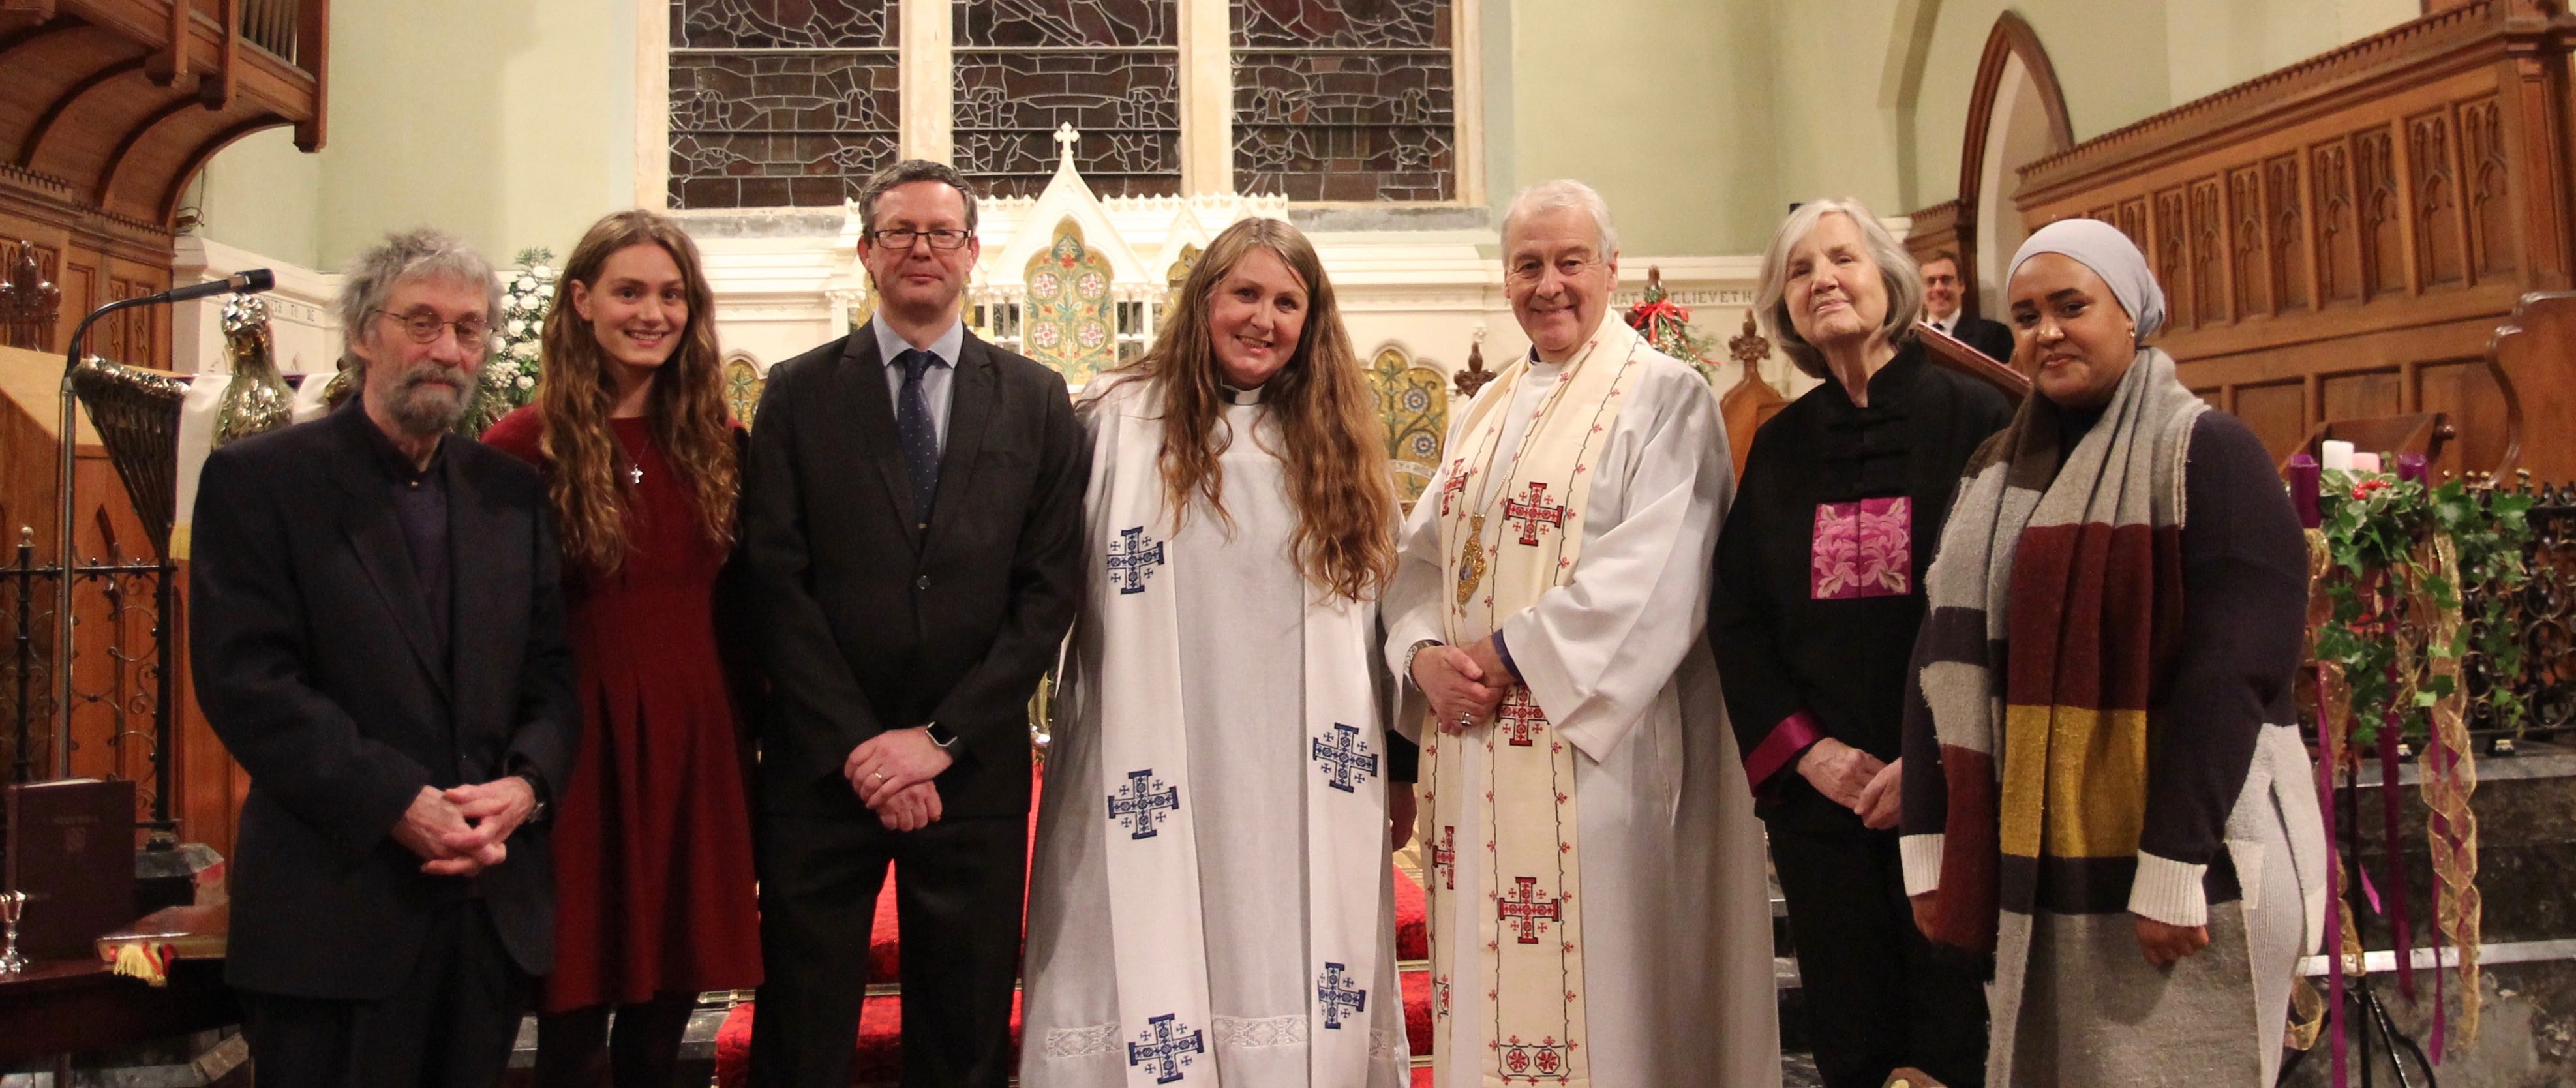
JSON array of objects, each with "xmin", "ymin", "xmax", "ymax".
[
  {"xmin": 749, "ymin": 812, "xmax": 1026, "ymax": 1088},
  {"xmin": 239, "ymin": 900, "xmax": 530, "ymax": 1088},
  {"xmin": 1770, "ymin": 825, "xmax": 1990, "ymax": 1088}
]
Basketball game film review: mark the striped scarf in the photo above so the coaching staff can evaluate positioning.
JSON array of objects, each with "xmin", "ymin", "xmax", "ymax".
[{"xmin": 1909, "ymin": 346, "xmax": 2204, "ymax": 952}]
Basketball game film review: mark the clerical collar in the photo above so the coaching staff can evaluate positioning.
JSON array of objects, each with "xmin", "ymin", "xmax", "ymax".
[
  {"xmin": 1218, "ymin": 383, "xmax": 1264, "ymax": 405},
  {"xmin": 870, "ymin": 312, "xmax": 965, "ymax": 370}
]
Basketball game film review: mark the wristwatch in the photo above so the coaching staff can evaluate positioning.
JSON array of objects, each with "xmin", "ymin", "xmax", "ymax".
[
  {"xmin": 923, "ymin": 722, "xmax": 962, "ymax": 751},
  {"xmin": 512, "ymin": 768, "xmax": 551, "ymax": 823},
  {"xmin": 1403, "ymin": 639, "xmax": 1444, "ymax": 682}
]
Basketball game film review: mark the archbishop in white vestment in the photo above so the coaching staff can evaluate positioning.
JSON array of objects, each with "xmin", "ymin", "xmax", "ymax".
[
  {"xmin": 1384, "ymin": 182, "xmax": 1778, "ymax": 1088},
  {"xmin": 1021, "ymin": 219, "xmax": 1410, "ymax": 1088}
]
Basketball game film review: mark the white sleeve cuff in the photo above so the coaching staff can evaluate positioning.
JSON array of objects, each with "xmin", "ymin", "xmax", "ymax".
[
  {"xmin": 1900, "ymin": 834, "xmax": 1946, "ymax": 897},
  {"xmin": 2127, "ymin": 851, "xmax": 2211, "ymax": 927}
]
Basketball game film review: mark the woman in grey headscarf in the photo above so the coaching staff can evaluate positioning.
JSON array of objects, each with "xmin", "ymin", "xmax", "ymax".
[{"xmin": 1896, "ymin": 218, "xmax": 2329, "ymax": 1086}]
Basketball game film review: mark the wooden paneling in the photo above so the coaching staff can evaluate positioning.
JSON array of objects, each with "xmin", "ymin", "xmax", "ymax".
[
  {"xmin": 2230, "ymin": 381, "xmax": 2311, "ymax": 462},
  {"xmin": 2324, "ymin": 368, "xmax": 2406, "ymax": 422},
  {"xmin": 1993, "ymin": 0, "xmax": 2576, "ymax": 481},
  {"xmin": 2459, "ymin": 94, "xmax": 2513, "ymax": 282},
  {"xmin": 2418, "ymin": 355, "xmax": 2509, "ymax": 471},
  {"xmin": 2314, "ymin": 138, "xmax": 2363, "ymax": 305},
  {"xmin": 2265, "ymin": 155, "xmax": 2309, "ymax": 311},
  {"xmin": 2408, "ymin": 106, "xmax": 2466, "ymax": 292},
  {"xmin": 2230, "ymin": 166, "xmax": 2267, "ymax": 319}
]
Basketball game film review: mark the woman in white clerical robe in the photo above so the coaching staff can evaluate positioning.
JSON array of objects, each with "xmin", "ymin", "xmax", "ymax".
[{"xmin": 1019, "ymin": 217, "xmax": 1410, "ymax": 1088}]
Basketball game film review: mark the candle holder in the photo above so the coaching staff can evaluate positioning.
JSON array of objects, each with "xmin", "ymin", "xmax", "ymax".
[{"xmin": 0, "ymin": 889, "xmax": 26, "ymax": 975}]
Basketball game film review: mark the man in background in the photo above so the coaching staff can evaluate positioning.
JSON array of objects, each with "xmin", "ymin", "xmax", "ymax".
[{"xmin": 1920, "ymin": 249, "xmax": 2016, "ymax": 363}]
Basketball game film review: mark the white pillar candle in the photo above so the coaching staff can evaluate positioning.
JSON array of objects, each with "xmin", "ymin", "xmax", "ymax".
[{"xmin": 2320, "ymin": 440, "xmax": 2356, "ymax": 471}]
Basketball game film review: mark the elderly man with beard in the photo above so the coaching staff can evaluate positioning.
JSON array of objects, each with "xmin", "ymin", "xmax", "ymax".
[{"xmin": 189, "ymin": 228, "xmax": 579, "ymax": 1088}]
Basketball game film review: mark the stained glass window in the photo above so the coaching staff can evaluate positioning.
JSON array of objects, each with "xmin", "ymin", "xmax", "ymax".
[
  {"xmin": 953, "ymin": 1, "xmax": 1183, "ymax": 200},
  {"xmin": 1230, "ymin": 0, "xmax": 1455, "ymax": 202},
  {"xmin": 668, "ymin": 0, "xmax": 900, "ymax": 209}
]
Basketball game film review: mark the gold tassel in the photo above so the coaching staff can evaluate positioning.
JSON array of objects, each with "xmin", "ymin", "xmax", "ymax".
[{"xmin": 107, "ymin": 941, "xmax": 170, "ymax": 988}]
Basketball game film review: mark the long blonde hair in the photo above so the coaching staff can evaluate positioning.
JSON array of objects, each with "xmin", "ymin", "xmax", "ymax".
[
  {"xmin": 531, "ymin": 210, "xmax": 738, "ymax": 571},
  {"xmin": 1103, "ymin": 218, "xmax": 1395, "ymax": 602}
]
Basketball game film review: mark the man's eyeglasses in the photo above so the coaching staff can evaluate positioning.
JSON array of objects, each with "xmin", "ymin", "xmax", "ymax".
[
  {"xmin": 870, "ymin": 228, "xmax": 975, "ymax": 250},
  {"xmin": 374, "ymin": 309, "xmax": 491, "ymax": 345},
  {"xmin": 1506, "ymin": 256, "xmax": 1605, "ymax": 284}
]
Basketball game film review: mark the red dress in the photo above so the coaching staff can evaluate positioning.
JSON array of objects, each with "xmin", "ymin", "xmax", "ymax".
[{"xmin": 483, "ymin": 407, "xmax": 763, "ymax": 1012}]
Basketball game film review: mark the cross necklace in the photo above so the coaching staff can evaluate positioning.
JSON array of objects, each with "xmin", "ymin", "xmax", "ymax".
[{"xmin": 1454, "ymin": 333, "xmax": 1635, "ymax": 603}]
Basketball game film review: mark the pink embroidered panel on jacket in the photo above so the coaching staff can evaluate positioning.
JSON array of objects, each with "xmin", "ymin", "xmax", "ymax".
[{"xmin": 1810, "ymin": 496, "xmax": 1911, "ymax": 599}]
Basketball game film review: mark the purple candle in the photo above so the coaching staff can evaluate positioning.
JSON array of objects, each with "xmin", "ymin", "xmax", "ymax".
[
  {"xmin": 2290, "ymin": 453, "xmax": 2322, "ymax": 529},
  {"xmin": 2399, "ymin": 453, "xmax": 2429, "ymax": 484}
]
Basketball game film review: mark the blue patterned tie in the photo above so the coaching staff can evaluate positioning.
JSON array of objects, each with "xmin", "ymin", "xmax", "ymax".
[{"xmin": 894, "ymin": 348, "xmax": 939, "ymax": 528}]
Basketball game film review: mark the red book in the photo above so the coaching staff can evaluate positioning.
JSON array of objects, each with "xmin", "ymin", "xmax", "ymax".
[{"xmin": 5, "ymin": 778, "xmax": 136, "ymax": 960}]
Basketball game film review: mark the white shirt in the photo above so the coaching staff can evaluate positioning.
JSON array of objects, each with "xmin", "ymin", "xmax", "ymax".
[{"xmin": 870, "ymin": 312, "xmax": 964, "ymax": 451}]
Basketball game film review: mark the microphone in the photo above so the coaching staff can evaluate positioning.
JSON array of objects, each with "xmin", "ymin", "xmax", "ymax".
[{"xmin": 151, "ymin": 268, "xmax": 277, "ymax": 305}]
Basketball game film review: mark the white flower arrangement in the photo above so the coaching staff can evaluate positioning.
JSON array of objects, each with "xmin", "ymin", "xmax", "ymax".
[
  {"xmin": 457, "ymin": 247, "xmax": 557, "ymax": 435},
  {"xmin": 492, "ymin": 247, "xmax": 558, "ymax": 399}
]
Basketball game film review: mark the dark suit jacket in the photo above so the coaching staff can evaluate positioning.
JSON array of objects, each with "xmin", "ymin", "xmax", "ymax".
[
  {"xmin": 743, "ymin": 328, "xmax": 1087, "ymax": 820},
  {"xmin": 188, "ymin": 400, "xmax": 577, "ymax": 999},
  {"xmin": 1943, "ymin": 313, "xmax": 2016, "ymax": 364}
]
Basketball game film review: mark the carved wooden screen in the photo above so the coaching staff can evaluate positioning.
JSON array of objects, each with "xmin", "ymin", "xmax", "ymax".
[
  {"xmin": 1230, "ymin": 0, "xmax": 1457, "ymax": 201},
  {"xmin": 2011, "ymin": 1, "xmax": 2576, "ymax": 482},
  {"xmin": 0, "ymin": 240, "xmax": 62, "ymax": 352},
  {"xmin": 1369, "ymin": 344, "xmax": 1447, "ymax": 509},
  {"xmin": 1023, "ymin": 219, "xmax": 1119, "ymax": 385},
  {"xmin": 668, "ymin": 0, "xmax": 901, "ymax": 208},
  {"xmin": 954, "ymin": 0, "xmax": 1182, "ymax": 199}
]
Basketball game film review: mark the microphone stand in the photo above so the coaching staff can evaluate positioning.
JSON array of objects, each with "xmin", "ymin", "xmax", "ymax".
[{"xmin": 52, "ymin": 274, "xmax": 269, "ymax": 780}]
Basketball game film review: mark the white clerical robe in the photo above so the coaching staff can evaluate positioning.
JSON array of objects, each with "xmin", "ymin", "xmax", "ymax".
[
  {"xmin": 1022, "ymin": 385, "xmax": 1409, "ymax": 1088},
  {"xmin": 1384, "ymin": 342, "xmax": 1780, "ymax": 1088}
]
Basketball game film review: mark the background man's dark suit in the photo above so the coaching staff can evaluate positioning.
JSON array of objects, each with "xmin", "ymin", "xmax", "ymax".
[
  {"xmin": 189, "ymin": 400, "xmax": 577, "ymax": 1085},
  {"xmin": 744, "ymin": 328, "xmax": 1086, "ymax": 1087},
  {"xmin": 1933, "ymin": 312, "xmax": 2015, "ymax": 364}
]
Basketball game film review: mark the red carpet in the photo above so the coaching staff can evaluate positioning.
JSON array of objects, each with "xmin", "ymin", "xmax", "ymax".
[{"xmin": 715, "ymin": 770, "xmax": 1436, "ymax": 1085}]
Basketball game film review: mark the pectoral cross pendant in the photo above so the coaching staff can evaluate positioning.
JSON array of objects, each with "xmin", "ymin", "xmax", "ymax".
[
  {"xmin": 628, "ymin": 466, "xmax": 643, "ymax": 485},
  {"xmin": 1455, "ymin": 514, "xmax": 1488, "ymax": 607}
]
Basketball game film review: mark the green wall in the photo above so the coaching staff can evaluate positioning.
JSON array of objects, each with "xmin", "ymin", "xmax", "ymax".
[
  {"xmin": 1499, "ymin": 0, "xmax": 1783, "ymax": 256},
  {"xmin": 194, "ymin": 127, "xmax": 322, "ymax": 269},
  {"xmin": 196, "ymin": 0, "xmax": 634, "ymax": 271}
]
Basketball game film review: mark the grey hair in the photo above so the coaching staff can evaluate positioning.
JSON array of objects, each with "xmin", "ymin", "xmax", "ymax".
[
  {"xmin": 1501, "ymin": 179, "xmax": 1618, "ymax": 256},
  {"xmin": 857, "ymin": 159, "xmax": 980, "ymax": 237},
  {"xmin": 1755, "ymin": 198, "xmax": 1925, "ymax": 380},
  {"xmin": 336, "ymin": 228, "xmax": 501, "ymax": 373}
]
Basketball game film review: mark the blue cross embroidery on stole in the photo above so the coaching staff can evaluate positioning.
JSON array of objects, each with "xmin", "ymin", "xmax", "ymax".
[
  {"xmin": 1316, "ymin": 962, "xmax": 1368, "ymax": 1029},
  {"xmin": 1310, "ymin": 722, "xmax": 1380, "ymax": 793},
  {"xmin": 1106, "ymin": 769, "xmax": 1179, "ymax": 839},
  {"xmin": 1106, "ymin": 526, "xmax": 1167, "ymax": 594},
  {"xmin": 1127, "ymin": 1014, "xmax": 1204, "ymax": 1083}
]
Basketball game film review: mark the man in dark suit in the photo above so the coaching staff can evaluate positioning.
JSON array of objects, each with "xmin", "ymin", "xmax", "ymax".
[
  {"xmin": 744, "ymin": 159, "xmax": 1087, "ymax": 1088},
  {"xmin": 189, "ymin": 228, "xmax": 577, "ymax": 1088},
  {"xmin": 1919, "ymin": 249, "xmax": 2017, "ymax": 363}
]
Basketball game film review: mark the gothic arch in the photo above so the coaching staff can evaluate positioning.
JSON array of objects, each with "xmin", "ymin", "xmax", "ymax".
[{"xmin": 1952, "ymin": 12, "xmax": 2074, "ymax": 317}]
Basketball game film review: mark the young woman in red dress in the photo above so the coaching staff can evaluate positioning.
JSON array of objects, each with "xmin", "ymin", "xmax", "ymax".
[{"xmin": 483, "ymin": 209, "xmax": 762, "ymax": 1088}]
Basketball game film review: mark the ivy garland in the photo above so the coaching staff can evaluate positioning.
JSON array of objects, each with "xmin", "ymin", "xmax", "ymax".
[{"xmin": 2313, "ymin": 468, "xmax": 2533, "ymax": 746}]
